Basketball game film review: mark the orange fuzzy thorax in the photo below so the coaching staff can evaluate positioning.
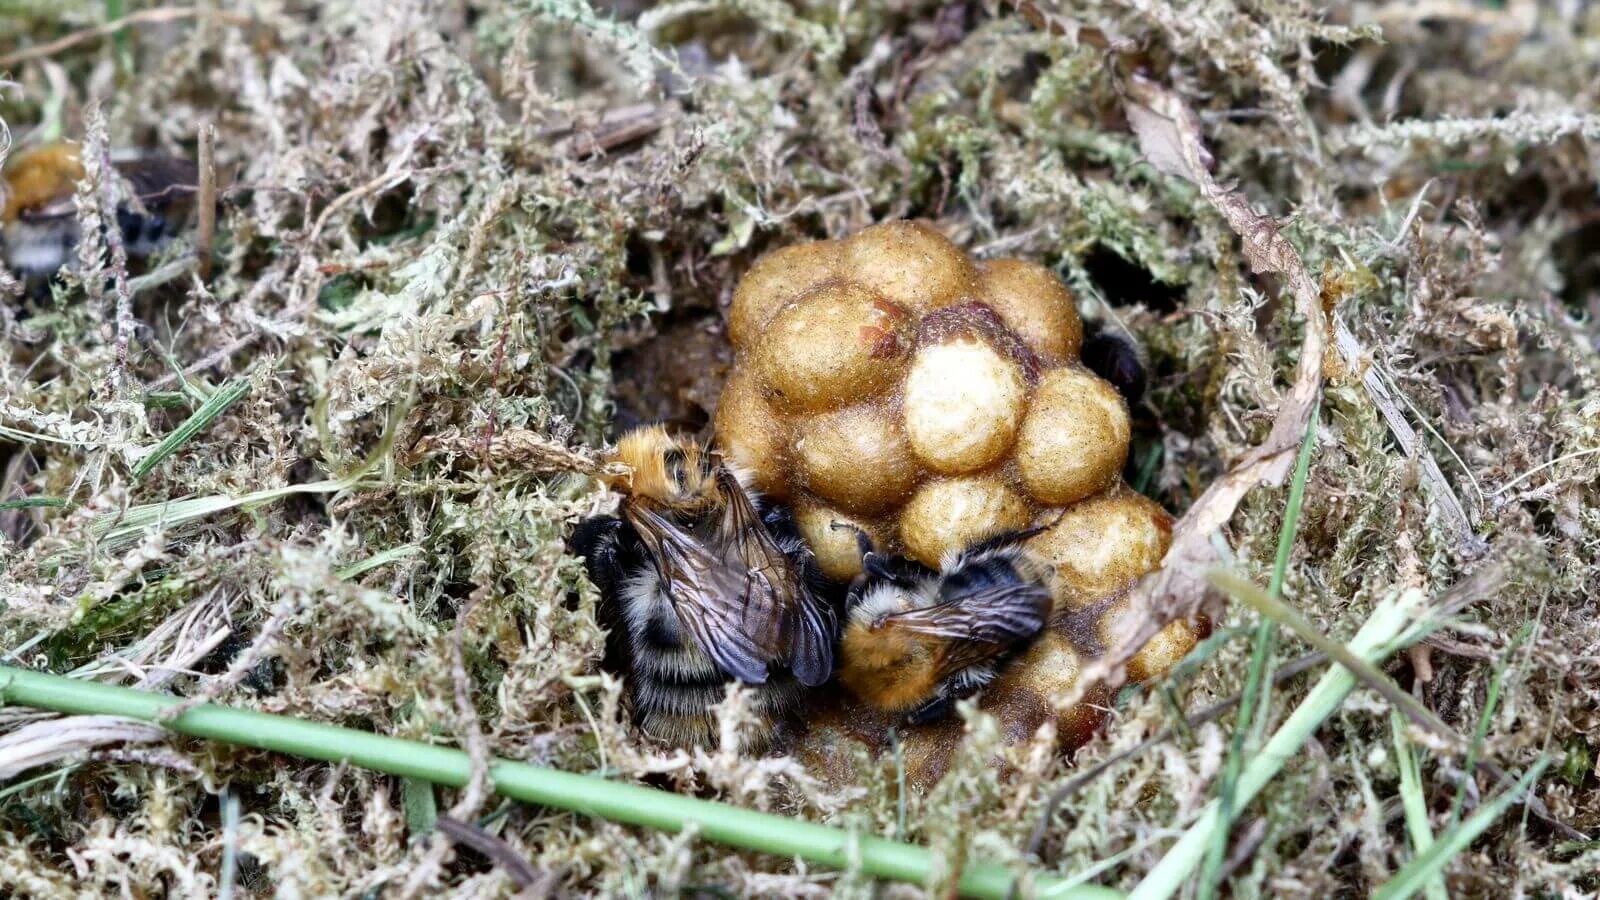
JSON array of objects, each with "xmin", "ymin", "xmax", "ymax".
[
  {"xmin": 2, "ymin": 143, "xmax": 85, "ymax": 223},
  {"xmin": 606, "ymin": 425, "xmax": 718, "ymax": 510},
  {"xmin": 837, "ymin": 620, "xmax": 941, "ymax": 713}
]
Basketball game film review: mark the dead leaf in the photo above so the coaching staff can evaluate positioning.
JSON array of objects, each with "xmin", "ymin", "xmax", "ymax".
[
  {"xmin": 0, "ymin": 715, "xmax": 169, "ymax": 780},
  {"xmin": 1077, "ymin": 75, "xmax": 1331, "ymax": 694}
]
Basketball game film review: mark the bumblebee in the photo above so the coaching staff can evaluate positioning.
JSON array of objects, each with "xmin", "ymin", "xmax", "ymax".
[
  {"xmin": 2, "ymin": 141, "xmax": 198, "ymax": 283},
  {"xmin": 836, "ymin": 528, "xmax": 1054, "ymax": 725},
  {"xmin": 1081, "ymin": 320, "xmax": 1147, "ymax": 406},
  {"xmin": 568, "ymin": 426, "xmax": 837, "ymax": 750}
]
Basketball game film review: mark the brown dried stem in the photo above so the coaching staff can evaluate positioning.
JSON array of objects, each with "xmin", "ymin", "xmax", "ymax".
[
  {"xmin": 1072, "ymin": 74, "xmax": 1329, "ymax": 695},
  {"xmin": 0, "ymin": 8, "xmax": 259, "ymax": 69}
]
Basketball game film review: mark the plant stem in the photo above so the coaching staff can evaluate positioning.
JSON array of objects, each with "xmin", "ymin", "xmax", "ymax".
[
  {"xmin": 1372, "ymin": 758, "xmax": 1550, "ymax": 900},
  {"xmin": 1200, "ymin": 407, "xmax": 1318, "ymax": 898},
  {"xmin": 1128, "ymin": 585, "xmax": 1426, "ymax": 900},
  {"xmin": 0, "ymin": 666, "xmax": 1115, "ymax": 900},
  {"xmin": 1390, "ymin": 711, "xmax": 1447, "ymax": 900}
]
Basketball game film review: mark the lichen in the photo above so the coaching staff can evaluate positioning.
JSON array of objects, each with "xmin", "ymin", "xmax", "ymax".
[{"xmin": 1, "ymin": 0, "xmax": 1596, "ymax": 896}]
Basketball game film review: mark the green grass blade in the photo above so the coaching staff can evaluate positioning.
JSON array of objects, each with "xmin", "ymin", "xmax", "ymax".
[
  {"xmin": 1448, "ymin": 622, "xmax": 1529, "ymax": 827},
  {"xmin": 1201, "ymin": 407, "xmax": 1318, "ymax": 898},
  {"xmin": 105, "ymin": 0, "xmax": 132, "ymax": 74},
  {"xmin": 0, "ymin": 665, "xmax": 1119, "ymax": 900},
  {"xmin": 403, "ymin": 777, "xmax": 439, "ymax": 836},
  {"xmin": 1390, "ymin": 711, "xmax": 1447, "ymax": 900},
  {"xmin": 0, "ymin": 497, "xmax": 67, "ymax": 511},
  {"xmin": 1129, "ymin": 586, "xmax": 1427, "ymax": 900},
  {"xmin": 132, "ymin": 377, "xmax": 252, "ymax": 482},
  {"xmin": 1206, "ymin": 570, "xmax": 1459, "ymax": 747},
  {"xmin": 1256, "ymin": 407, "xmax": 1319, "ymax": 735},
  {"xmin": 90, "ymin": 479, "xmax": 357, "ymax": 553},
  {"xmin": 336, "ymin": 544, "xmax": 423, "ymax": 580},
  {"xmin": 1372, "ymin": 758, "xmax": 1549, "ymax": 900}
]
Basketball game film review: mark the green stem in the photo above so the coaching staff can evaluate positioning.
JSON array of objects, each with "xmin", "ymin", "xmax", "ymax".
[
  {"xmin": 1372, "ymin": 758, "xmax": 1550, "ymax": 900},
  {"xmin": 1390, "ymin": 711, "xmax": 1448, "ymax": 900},
  {"xmin": 1129, "ymin": 585, "xmax": 1426, "ymax": 900},
  {"xmin": 0, "ymin": 666, "xmax": 1115, "ymax": 900},
  {"xmin": 1200, "ymin": 407, "xmax": 1318, "ymax": 898}
]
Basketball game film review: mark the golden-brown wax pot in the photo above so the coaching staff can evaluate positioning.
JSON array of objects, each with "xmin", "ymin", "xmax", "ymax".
[{"xmin": 716, "ymin": 220, "xmax": 1202, "ymax": 787}]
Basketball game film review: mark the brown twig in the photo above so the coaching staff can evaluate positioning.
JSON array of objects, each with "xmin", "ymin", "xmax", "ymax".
[
  {"xmin": 1023, "ymin": 651, "xmax": 1329, "ymax": 857},
  {"xmin": 1049, "ymin": 73, "xmax": 1330, "ymax": 707},
  {"xmin": 404, "ymin": 427, "xmax": 626, "ymax": 481},
  {"xmin": 0, "ymin": 8, "xmax": 258, "ymax": 69},
  {"xmin": 196, "ymin": 123, "xmax": 216, "ymax": 284},
  {"xmin": 434, "ymin": 816, "xmax": 553, "ymax": 892},
  {"xmin": 554, "ymin": 104, "xmax": 674, "ymax": 158}
]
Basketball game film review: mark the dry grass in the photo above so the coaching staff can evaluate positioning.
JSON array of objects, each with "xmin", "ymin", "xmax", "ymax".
[{"xmin": 2, "ymin": 0, "xmax": 1597, "ymax": 896}]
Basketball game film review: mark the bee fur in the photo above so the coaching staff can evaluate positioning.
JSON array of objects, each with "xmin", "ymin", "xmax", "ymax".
[
  {"xmin": 1080, "ymin": 319, "xmax": 1147, "ymax": 406},
  {"xmin": 837, "ymin": 528, "xmax": 1054, "ymax": 725},
  {"xmin": 569, "ymin": 428, "xmax": 837, "ymax": 751}
]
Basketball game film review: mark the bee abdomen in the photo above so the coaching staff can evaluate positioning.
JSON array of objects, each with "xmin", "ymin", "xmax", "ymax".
[
  {"xmin": 943, "ymin": 556, "xmax": 1024, "ymax": 595},
  {"xmin": 631, "ymin": 675, "xmax": 727, "ymax": 718},
  {"xmin": 630, "ymin": 672, "xmax": 806, "ymax": 750}
]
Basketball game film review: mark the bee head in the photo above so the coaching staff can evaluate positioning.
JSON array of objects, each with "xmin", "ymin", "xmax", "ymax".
[
  {"xmin": 2, "ymin": 142, "xmax": 85, "ymax": 223},
  {"xmin": 606, "ymin": 425, "xmax": 718, "ymax": 510}
]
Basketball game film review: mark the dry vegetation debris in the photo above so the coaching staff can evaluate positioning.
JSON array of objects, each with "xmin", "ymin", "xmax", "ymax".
[{"xmin": 1, "ymin": 0, "xmax": 1597, "ymax": 896}]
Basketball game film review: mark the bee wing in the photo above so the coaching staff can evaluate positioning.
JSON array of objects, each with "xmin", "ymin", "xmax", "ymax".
[
  {"xmin": 881, "ymin": 579, "xmax": 1050, "ymax": 681},
  {"xmin": 623, "ymin": 501, "xmax": 772, "ymax": 685},
  {"xmin": 714, "ymin": 469, "xmax": 835, "ymax": 686},
  {"xmin": 117, "ymin": 157, "xmax": 199, "ymax": 209},
  {"xmin": 884, "ymin": 580, "xmax": 1049, "ymax": 641},
  {"xmin": 783, "ymin": 588, "xmax": 835, "ymax": 687},
  {"xmin": 16, "ymin": 157, "xmax": 198, "ymax": 223}
]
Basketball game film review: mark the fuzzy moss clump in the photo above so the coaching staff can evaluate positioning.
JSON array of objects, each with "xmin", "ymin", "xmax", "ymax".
[{"xmin": 1, "ymin": 1, "xmax": 1597, "ymax": 896}]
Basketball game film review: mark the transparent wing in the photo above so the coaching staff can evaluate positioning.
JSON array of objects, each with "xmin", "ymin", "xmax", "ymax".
[
  {"xmin": 713, "ymin": 469, "xmax": 835, "ymax": 685},
  {"xmin": 623, "ymin": 502, "xmax": 771, "ymax": 684}
]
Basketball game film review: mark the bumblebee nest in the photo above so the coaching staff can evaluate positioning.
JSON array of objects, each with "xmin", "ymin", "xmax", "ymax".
[
  {"xmin": 715, "ymin": 220, "xmax": 1199, "ymax": 785},
  {"xmin": 3, "ymin": 1, "xmax": 1598, "ymax": 895}
]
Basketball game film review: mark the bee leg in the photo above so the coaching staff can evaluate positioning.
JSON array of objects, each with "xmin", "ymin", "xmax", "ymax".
[
  {"xmin": 760, "ymin": 501, "xmax": 798, "ymax": 536},
  {"xmin": 827, "ymin": 519, "xmax": 878, "ymax": 557},
  {"xmin": 568, "ymin": 515, "xmax": 636, "ymax": 599},
  {"xmin": 906, "ymin": 694, "xmax": 954, "ymax": 725}
]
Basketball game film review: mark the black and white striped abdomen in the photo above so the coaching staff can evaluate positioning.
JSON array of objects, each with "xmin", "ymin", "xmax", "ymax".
[{"xmin": 619, "ymin": 570, "xmax": 804, "ymax": 748}]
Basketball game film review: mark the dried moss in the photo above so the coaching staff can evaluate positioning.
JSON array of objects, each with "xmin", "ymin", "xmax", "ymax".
[{"xmin": 1, "ymin": 0, "xmax": 1597, "ymax": 896}]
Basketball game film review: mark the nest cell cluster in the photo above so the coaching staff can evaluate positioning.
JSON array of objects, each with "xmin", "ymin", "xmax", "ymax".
[{"xmin": 714, "ymin": 221, "xmax": 1202, "ymax": 781}]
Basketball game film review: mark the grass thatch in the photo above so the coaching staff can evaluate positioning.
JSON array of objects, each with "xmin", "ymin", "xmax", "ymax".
[{"xmin": 2, "ymin": 1, "xmax": 1597, "ymax": 896}]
